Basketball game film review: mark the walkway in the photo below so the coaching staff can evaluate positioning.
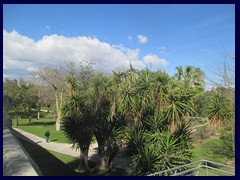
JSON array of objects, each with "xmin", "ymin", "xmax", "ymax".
[{"xmin": 11, "ymin": 128, "xmax": 129, "ymax": 169}]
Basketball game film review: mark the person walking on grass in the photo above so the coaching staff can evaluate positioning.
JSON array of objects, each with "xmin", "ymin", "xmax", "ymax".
[{"xmin": 45, "ymin": 130, "xmax": 50, "ymax": 142}]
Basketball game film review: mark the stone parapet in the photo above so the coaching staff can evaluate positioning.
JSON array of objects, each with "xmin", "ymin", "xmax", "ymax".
[{"xmin": 3, "ymin": 129, "xmax": 40, "ymax": 176}]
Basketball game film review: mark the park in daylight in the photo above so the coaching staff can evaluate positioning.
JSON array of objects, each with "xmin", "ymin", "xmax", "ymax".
[{"xmin": 3, "ymin": 4, "xmax": 235, "ymax": 176}]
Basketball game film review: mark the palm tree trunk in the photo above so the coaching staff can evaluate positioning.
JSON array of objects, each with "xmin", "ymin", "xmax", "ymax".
[
  {"xmin": 78, "ymin": 145, "xmax": 90, "ymax": 172},
  {"xmin": 97, "ymin": 140, "xmax": 111, "ymax": 170},
  {"xmin": 96, "ymin": 135, "xmax": 118, "ymax": 170}
]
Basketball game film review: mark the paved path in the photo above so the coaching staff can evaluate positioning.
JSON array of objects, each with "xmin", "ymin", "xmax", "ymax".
[{"xmin": 11, "ymin": 128, "xmax": 129, "ymax": 169}]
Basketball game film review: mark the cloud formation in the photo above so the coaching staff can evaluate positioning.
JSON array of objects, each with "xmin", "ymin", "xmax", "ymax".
[
  {"xmin": 3, "ymin": 30, "xmax": 168, "ymax": 78},
  {"xmin": 143, "ymin": 54, "xmax": 169, "ymax": 68},
  {"xmin": 137, "ymin": 35, "xmax": 148, "ymax": 44}
]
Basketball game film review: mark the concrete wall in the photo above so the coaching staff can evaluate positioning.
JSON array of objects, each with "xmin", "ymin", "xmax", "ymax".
[{"xmin": 3, "ymin": 128, "xmax": 40, "ymax": 176}]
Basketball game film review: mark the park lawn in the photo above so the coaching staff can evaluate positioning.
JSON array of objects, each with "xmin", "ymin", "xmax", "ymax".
[
  {"xmin": 18, "ymin": 138, "xmax": 130, "ymax": 176},
  {"xmin": 17, "ymin": 138, "xmax": 78, "ymax": 176},
  {"xmin": 14, "ymin": 116, "xmax": 235, "ymax": 175},
  {"xmin": 190, "ymin": 136, "xmax": 235, "ymax": 164},
  {"xmin": 13, "ymin": 118, "xmax": 70, "ymax": 143},
  {"xmin": 50, "ymin": 150, "xmax": 131, "ymax": 176},
  {"xmin": 15, "ymin": 117, "xmax": 235, "ymax": 164}
]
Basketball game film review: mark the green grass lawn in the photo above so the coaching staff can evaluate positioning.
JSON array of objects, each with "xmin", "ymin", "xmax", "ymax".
[
  {"xmin": 190, "ymin": 136, "xmax": 235, "ymax": 164},
  {"xmin": 14, "ymin": 115, "xmax": 234, "ymax": 176},
  {"xmin": 13, "ymin": 117, "xmax": 98, "ymax": 144},
  {"xmin": 15, "ymin": 117, "xmax": 235, "ymax": 164},
  {"xmin": 18, "ymin": 138, "xmax": 130, "ymax": 176},
  {"xmin": 13, "ymin": 118, "xmax": 70, "ymax": 143}
]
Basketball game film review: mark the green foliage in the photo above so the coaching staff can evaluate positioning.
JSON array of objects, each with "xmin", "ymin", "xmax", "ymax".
[
  {"xmin": 4, "ymin": 78, "xmax": 38, "ymax": 115},
  {"xmin": 219, "ymin": 127, "xmax": 232, "ymax": 141},
  {"xmin": 208, "ymin": 92, "xmax": 231, "ymax": 127},
  {"xmin": 126, "ymin": 127, "xmax": 146, "ymax": 156},
  {"xmin": 193, "ymin": 92, "xmax": 214, "ymax": 118},
  {"xmin": 194, "ymin": 87, "xmax": 234, "ymax": 119},
  {"xmin": 130, "ymin": 144, "xmax": 162, "ymax": 175},
  {"xmin": 62, "ymin": 114, "xmax": 93, "ymax": 148},
  {"xmin": 8, "ymin": 63, "xmax": 234, "ymax": 174},
  {"xmin": 129, "ymin": 128, "xmax": 192, "ymax": 175},
  {"xmin": 127, "ymin": 111, "xmax": 193, "ymax": 175},
  {"xmin": 142, "ymin": 111, "xmax": 167, "ymax": 132},
  {"xmin": 163, "ymin": 90, "xmax": 195, "ymax": 133},
  {"xmin": 190, "ymin": 136, "xmax": 235, "ymax": 163}
]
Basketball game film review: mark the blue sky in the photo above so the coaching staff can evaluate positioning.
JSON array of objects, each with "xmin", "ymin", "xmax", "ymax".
[{"xmin": 3, "ymin": 4, "xmax": 235, "ymax": 89}]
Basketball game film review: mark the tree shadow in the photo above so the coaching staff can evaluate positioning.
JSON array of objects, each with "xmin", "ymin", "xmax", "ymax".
[
  {"xmin": 23, "ymin": 121, "xmax": 55, "ymax": 126},
  {"xmin": 11, "ymin": 129, "xmax": 130, "ymax": 176},
  {"xmin": 17, "ymin": 139, "xmax": 80, "ymax": 175},
  {"xmin": 49, "ymin": 139, "xmax": 59, "ymax": 142},
  {"xmin": 206, "ymin": 139, "xmax": 235, "ymax": 163},
  {"xmin": 66, "ymin": 159, "xmax": 129, "ymax": 176}
]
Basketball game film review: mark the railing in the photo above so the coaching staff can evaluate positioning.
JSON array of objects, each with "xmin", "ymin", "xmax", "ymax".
[{"xmin": 146, "ymin": 159, "xmax": 235, "ymax": 176}]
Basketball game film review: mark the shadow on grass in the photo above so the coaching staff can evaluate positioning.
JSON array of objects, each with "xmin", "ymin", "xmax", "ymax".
[
  {"xmin": 12, "ymin": 129, "xmax": 130, "ymax": 176},
  {"xmin": 50, "ymin": 139, "xmax": 59, "ymax": 142},
  {"xmin": 67, "ymin": 159, "xmax": 130, "ymax": 176},
  {"xmin": 195, "ymin": 138, "xmax": 236, "ymax": 168},
  {"xmin": 17, "ymin": 138, "xmax": 80, "ymax": 176},
  {"xmin": 23, "ymin": 121, "xmax": 55, "ymax": 126},
  {"xmin": 206, "ymin": 140, "xmax": 235, "ymax": 159}
]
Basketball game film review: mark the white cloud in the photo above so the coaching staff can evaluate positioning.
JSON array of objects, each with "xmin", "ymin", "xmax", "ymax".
[
  {"xmin": 127, "ymin": 49, "xmax": 140, "ymax": 60},
  {"xmin": 143, "ymin": 54, "xmax": 169, "ymax": 68},
  {"xmin": 137, "ymin": 35, "xmax": 148, "ymax": 44},
  {"xmin": 27, "ymin": 66, "xmax": 38, "ymax": 72},
  {"xmin": 3, "ymin": 30, "xmax": 147, "ymax": 78}
]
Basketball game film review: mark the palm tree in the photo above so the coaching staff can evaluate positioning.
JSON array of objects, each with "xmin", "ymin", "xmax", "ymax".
[
  {"xmin": 207, "ymin": 91, "xmax": 235, "ymax": 151},
  {"xmin": 163, "ymin": 66, "xmax": 204, "ymax": 134},
  {"xmin": 163, "ymin": 80, "xmax": 195, "ymax": 134},
  {"xmin": 175, "ymin": 65, "xmax": 183, "ymax": 81},
  {"xmin": 115, "ymin": 68, "xmax": 139, "ymax": 126},
  {"xmin": 115, "ymin": 68, "xmax": 154, "ymax": 127},
  {"xmin": 129, "ymin": 126, "xmax": 192, "ymax": 175},
  {"xmin": 175, "ymin": 65, "xmax": 205, "ymax": 94},
  {"xmin": 62, "ymin": 75, "xmax": 94, "ymax": 172},
  {"xmin": 152, "ymin": 71, "xmax": 170, "ymax": 112},
  {"xmin": 91, "ymin": 73, "xmax": 125, "ymax": 170},
  {"xmin": 208, "ymin": 92, "xmax": 229, "ymax": 128}
]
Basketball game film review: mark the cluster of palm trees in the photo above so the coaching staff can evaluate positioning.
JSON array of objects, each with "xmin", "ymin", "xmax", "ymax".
[
  {"xmin": 61, "ymin": 64, "xmax": 207, "ymax": 174},
  {"xmin": 4, "ymin": 57, "xmax": 234, "ymax": 174}
]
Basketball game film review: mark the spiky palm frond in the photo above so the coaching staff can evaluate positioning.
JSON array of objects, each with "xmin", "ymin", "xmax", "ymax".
[
  {"xmin": 208, "ymin": 93, "xmax": 229, "ymax": 128},
  {"xmin": 143, "ymin": 111, "xmax": 166, "ymax": 132},
  {"xmin": 126, "ymin": 127, "xmax": 146, "ymax": 156},
  {"xmin": 130, "ymin": 144, "xmax": 162, "ymax": 175},
  {"xmin": 130, "ymin": 129, "xmax": 192, "ymax": 176}
]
